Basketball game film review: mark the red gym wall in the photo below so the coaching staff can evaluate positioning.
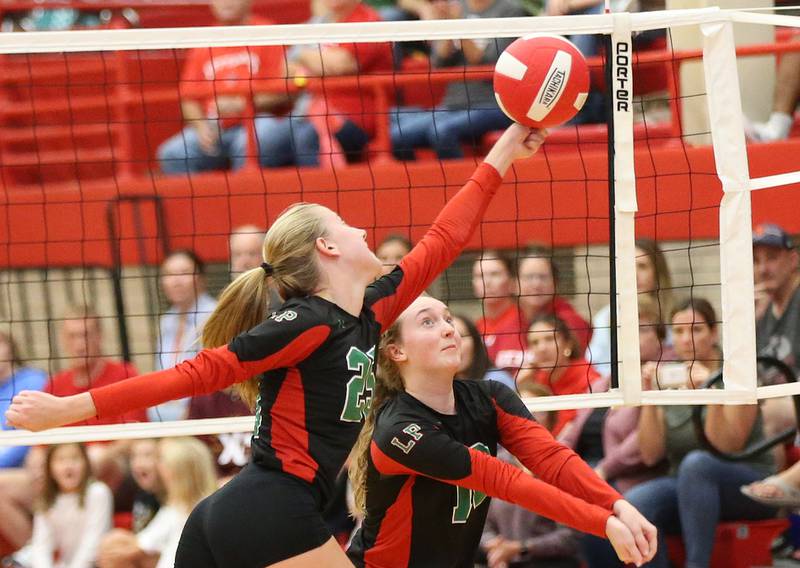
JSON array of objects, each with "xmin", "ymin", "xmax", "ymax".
[{"xmin": 2, "ymin": 138, "xmax": 799, "ymax": 269}]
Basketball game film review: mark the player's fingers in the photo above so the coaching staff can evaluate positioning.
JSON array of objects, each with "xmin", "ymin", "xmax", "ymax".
[
  {"xmin": 634, "ymin": 529, "xmax": 650, "ymax": 558},
  {"xmin": 644, "ymin": 524, "xmax": 658, "ymax": 560},
  {"xmin": 626, "ymin": 541, "xmax": 644, "ymax": 566}
]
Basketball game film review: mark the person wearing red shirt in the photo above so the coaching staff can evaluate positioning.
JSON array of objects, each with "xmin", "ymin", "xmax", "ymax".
[
  {"xmin": 473, "ymin": 251, "xmax": 529, "ymax": 377},
  {"xmin": 518, "ymin": 249, "xmax": 592, "ymax": 353},
  {"xmin": 158, "ymin": 0, "xmax": 290, "ymax": 175},
  {"xmin": 259, "ymin": 0, "xmax": 393, "ymax": 168},
  {"xmin": 46, "ymin": 304, "xmax": 146, "ymax": 426},
  {"xmin": 518, "ymin": 315, "xmax": 602, "ymax": 437}
]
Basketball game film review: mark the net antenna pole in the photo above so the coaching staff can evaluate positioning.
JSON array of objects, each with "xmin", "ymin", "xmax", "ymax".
[
  {"xmin": 604, "ymin": 23, "xmax": 619, "ymax": 389},
  {"xmin": 608, "ymin": 13, "xmax": 642, "ymax": 405}
]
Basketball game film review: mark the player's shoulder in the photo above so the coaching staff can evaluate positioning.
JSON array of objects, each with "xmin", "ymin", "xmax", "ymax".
[
  {"xmin": 373, "ymin": 394, "xmax": 439, "ymax": 442},
  {"xmin": 268, "ymin": 297, "xmax": 329, "ymax": 327}
]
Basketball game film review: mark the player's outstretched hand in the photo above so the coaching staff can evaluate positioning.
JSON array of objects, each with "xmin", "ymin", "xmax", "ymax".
[
  {"xmin": 613, "ymin": 499, "xmax": 658, "ymax": 564},
  {"xmin": 606, "ymin": 515, "xmax": 644, "ymax": 566},
  {"xmin": 5, "ymin": 390, "xmax": 95, "ymax": 431},
  {"xmin": 484, "ymin": 123, "xmax": 547, "ymax": 176}
]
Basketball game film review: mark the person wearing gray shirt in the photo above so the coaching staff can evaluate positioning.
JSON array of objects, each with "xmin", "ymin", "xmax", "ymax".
[
  {"xmin": 390, "ymin": 0, "xmax": 527, "ymax": 160},
  {"xmin": 753, "ymin": 223, "xmax": 800, "ymax": 382}
]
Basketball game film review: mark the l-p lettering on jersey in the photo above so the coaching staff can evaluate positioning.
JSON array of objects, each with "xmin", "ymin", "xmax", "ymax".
[
  {"xmin": 390, "ymin": 423, "xmax": 423, "ymax": 454},
  {"xmin": 271, "ymin": 310, "xmax": 298, "ymax": 322}
]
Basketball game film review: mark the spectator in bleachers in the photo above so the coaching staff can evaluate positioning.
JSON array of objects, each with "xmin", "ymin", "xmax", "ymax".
[
  {"xmin": 47, "ymin": 304, "xmax": 145, "ymax": 425},
  {"xmin": 452, "ymin": 313, "xmax": 515, "ymax": 388},
  {"xmin": 544, "ymin": 0, "xmax": 606, "ymax": 124},
  {"xmin": 151, "ymin": 250, "xmax": 216, "ymax": 422},
  {"xmin": 568, "ymin": 296, "xmax": 673, "ymax": 566},
  {"xmin": 578, "ymin": 296, "xmax": 669, "ymax": 566},
  {"xmin": 229, "ymin": 225, "xmax": 284, "ymax": 312},
  {"xmin": 229, "ymin": 225, "xmax": 266, "ymax": 277},
  {"xmin": 157, "ymin": 0, "xmax": 290, "ymax": 175},
  {"xmin": 95, "ymin": 440, "xmax": 164, "ymax": 568},
  {"xmin": 187, "ymin": 392, "xmax": 251, "ymax": 479},
  {"xmin": 0, "ymin": 332, "xmax": 46, "ymax": 469},
  {"xmin": 587, "ymin": 238, "xmax": 673, "ymax": 376},
  {"xmin": 472, "ymin": 251, "xmax": 528, "ymax": 376},
  {"xmin": 737, "ymin": 224, "xmax": 800, "ymax": 509},
  {"xmin": 752, "ymin": 223, "xmax": 800, "ymax": 377},
  {"xmin": 376, "ymin": 234, "xmax": 412, "ymax": 276},
  {"xmin": 259, "ymin": 0, "xmax": 393, "ymax": 168},
  {"xmin": 595, "ymin": 295, "xmax": 670, "ymax": 492},
  {"xmin": 389, "ymin": 0, "xmax": 525, "ymax": 160},
  {"xmin": 96, "ymin": 437, "xmax": 217, "ymax": 568},
  {"xmin": 518, "ymin": 248, "xmax": 592, "ymax": 353},
  {"xmin": 478, "ymin": 449, "xmax": 582, "ymax": 568},
  {"xmin": 25, "ymin": 443, "xmax": 113, "ymax": 568},
  {"xmin": 587, "ymin": 297, "xmax": 776, "ymax": 568},
  {"xmin": 0, "ymin": 447, "xmax": 46, "ymax": 557},
  {"xmin": 517, "ymin": 315, "xmax": 601, "ymax": 437},
  {"xmin": 747, "ymin": 33, "xmax": 799, "ymax": 142},
  {"xmin": 127, "ymin": 439, "xmax": 164, "ymax": 534}
]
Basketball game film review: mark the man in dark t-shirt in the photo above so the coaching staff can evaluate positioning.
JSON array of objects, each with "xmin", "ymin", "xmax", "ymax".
[{"xmin": 753, "ymin": 223, "xmax": 800, "ymax": 381}]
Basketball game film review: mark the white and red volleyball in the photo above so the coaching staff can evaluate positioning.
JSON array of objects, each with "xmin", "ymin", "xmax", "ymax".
[{"xmin": 493, "ymin": 35, "xmax": 590, "ymax": 128}]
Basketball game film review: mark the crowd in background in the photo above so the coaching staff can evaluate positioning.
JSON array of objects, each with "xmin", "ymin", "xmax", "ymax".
[
  {"xmin": 9, "ymin": 0, "xmax": 787, "ymax": 172},
  {"xmin": 0, "ymin": 218, "xmax": 799, "ymax": 567}
]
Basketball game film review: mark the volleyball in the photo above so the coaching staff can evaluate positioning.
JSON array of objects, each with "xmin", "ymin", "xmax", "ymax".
[{"xmin": 493, "ymin": 35, "xmax": 590, "ymax": 128}]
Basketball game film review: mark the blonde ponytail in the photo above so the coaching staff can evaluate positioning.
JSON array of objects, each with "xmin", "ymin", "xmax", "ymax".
[
  {"xmin": 202, "ymin": 267, "xmax": 271, "ymax": 409},
  {"xmin": 349, "ymin": 321, "xmax": 405, "ymax": 516},
  {"xmin": 201, "ymin": 203, "xmax": 330, "ymax": 410}
]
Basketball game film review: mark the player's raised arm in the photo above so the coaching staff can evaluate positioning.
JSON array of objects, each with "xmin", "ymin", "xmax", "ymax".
[{"xmin": 368, "ymin": 124, "xmax": 546, "ymax": 331}]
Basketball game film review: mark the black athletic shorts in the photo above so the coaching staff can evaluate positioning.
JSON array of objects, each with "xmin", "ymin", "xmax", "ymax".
[{"xmin": 175, "ymin": 462, "xmax": 333, "ymax": 567}]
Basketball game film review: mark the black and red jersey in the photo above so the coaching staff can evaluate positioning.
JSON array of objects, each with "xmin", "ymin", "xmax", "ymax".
[
  {"xmin": 347, "ymin": 380, "xmax": 622, "ymax": 568},
  {"xmin": 89, "ymin": 163, "xmax": 503, "ymax": 504}
]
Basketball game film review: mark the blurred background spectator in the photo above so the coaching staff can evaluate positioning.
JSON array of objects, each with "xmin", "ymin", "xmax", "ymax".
[
  {"xmin": 151, "ymin": 251, "xmax": 217, "ymax": 423},
  {"xmin": 389, "ymin": 0, "xmax": 524, "ymax": 160},
  {"xmin": 21, "ymin": 443, "xmax": 113, "ymax": 568},
  {"xmin": 259, "ymin": 0, "xmax": 393, "ymax": 168},
  {"xmin": 376, "ymin": 234, "xmax": 412, "ymax": 276},
  {"xmin": 517, "ymin": 315, "xmax": 601, "ymax": 436},
  {"xmin": 157, "ymin": 0, "xmax": 290, "ymax": 175},
  {"xmin": 518, "ymin": 248, "xmax": 591, "ymax": 354},
  {"xmin": 587, "ymin": 238, "xmax": 673, "ymax": 376},
  {"xmin": 585, "ymin": 297, "xmax": 776, "ymax": 568},
  {"xmin": 0, "ymin": 333, "xmax": 46, "ymax": 469},
  {"xmin": 472, "ymin": 251, "xmax": 527, "ymax": 377},
  {"xmin": 452, "ymin": 313, "xmax": 515, "ymax": 388},
  {"xmin": 478, "ymin": 449, "xmax": 581, "ymax": 568},
  {"xmin": 96, "ymin": 437, "xmax": 216, "ymax": 568}
]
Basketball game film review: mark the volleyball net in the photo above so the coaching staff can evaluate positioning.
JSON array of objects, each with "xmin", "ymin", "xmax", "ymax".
[{"xmin": 1, "ymin": 7, "xmax": 800, "ymax": 446}]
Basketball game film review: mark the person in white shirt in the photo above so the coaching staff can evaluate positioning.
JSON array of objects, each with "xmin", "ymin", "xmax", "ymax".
[
  {"xmin": 151, "ymin": 250, "xmax": 217, "ymax": 422},
  {"xmin": 27, "ymin": 443, "xmax": 112, "ymax": 568},
  {"xmin": 96, "ymin": 437, "xmax": 217, "ymax": 568}
]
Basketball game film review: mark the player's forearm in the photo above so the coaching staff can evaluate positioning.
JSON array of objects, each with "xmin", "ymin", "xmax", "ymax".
[
  {"xmin": 464, "ymin": 450, "xmax": 612, "ymax": 537},
  {"xmin": 483, "ymin": 127, "xmax": 522, "ymax": 176}
]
